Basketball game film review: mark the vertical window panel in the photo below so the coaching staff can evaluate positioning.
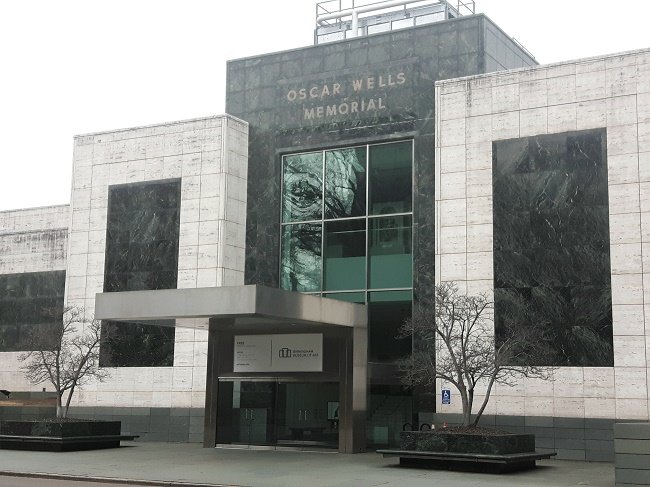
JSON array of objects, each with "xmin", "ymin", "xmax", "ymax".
[
  {"xmin": 282, "ymin": 152, "xmax": 323, "ymax": 222},
  {"xmin": 323, "ymin": 219, "xmax": 366, "ymax": 291},
  {"xmin": 325, "ymin": 147, "xmax": 366, "ymax": 219},
  {"xmin": 368, "ymin": 290, "xmax": 412, "ymax": 362},
  {"xmin": 368, "ymin": 215, "xmax": 412, "ymax": 289},
  {"xmin": 369, "ymin": 141, "xmax": 412, "ymax": 215},
  {"xmin": 281, "ymin": 223, "xmax": 322, "ymax": 292}
]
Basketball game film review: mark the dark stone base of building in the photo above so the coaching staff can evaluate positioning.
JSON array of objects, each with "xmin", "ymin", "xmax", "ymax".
[{"xmin": 615, "ymin": 422, "xmax": 650, "ymax": 486}]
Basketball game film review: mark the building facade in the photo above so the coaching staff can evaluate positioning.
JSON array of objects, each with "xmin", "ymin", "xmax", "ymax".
[
  {"xmin": 0, "ymin": 2, "xmax": 649, "ymax": 461},
  {"xmin": 435, "ymin": 48, "xmax": 650, "ymax": 460}
]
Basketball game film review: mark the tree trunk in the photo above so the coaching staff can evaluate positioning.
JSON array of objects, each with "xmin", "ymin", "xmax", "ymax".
[
  {"xmin": 466, "ymin": 388, "xmax": 474, "ymax": 426},
  {"xmin": 64, "ymin": 386, "xmax": 75, "ymax": 419},
  {"xmin": 472, "ymin": 376, "xmax": 496, "ymax": 427},
  {"xmin": 56, "ymin": 394, "xmax": 64, "ymax": 418},
  {"xmin": 459, "ymin": 387, "xmax": 470, "ymax": 426}
]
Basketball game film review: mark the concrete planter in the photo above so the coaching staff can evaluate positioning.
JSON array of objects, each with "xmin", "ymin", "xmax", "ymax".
[
  {"xmin": 615, "ymin": 422, "xmax": 650, "ymax": 486},
  {"xmin": 374, "ymin": 430, "xmax": 554, "ymax": 472},
  {"xmin": 400, "ymin": 431, "xmax": 536, "ymax": 455},
  {"xmin": 0, "ymin": 420, "xmax": 135, "ymax": 451}
]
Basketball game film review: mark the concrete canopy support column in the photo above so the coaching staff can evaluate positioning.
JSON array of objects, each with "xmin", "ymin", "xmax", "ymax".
[
  {"xmin": 352, "ymin": 318, "xmax": 368, "ymax": 452},
  {"xmin": 203, "ymin": 318, "xmax": 233, "ymax": 448},
  {"xmin": 339, "ymin": 321, "xmax": 367, "ymax": 453}
]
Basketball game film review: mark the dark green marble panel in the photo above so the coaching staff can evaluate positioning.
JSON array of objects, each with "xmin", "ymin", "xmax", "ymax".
[
  {"xmin": 493, "ymin": 129, "xmax": 613, "ymax": 366},
  {"xmin": 102, "ymin": 180, "xmax": 180, "ymax": 367},
  {"xmin": 0, "ymin": 271, "xmax": 65, "ymax": 352}
]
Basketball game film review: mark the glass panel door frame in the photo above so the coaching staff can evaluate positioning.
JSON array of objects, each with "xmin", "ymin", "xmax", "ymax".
[{"xmin": 215, "ymin": 378, "xmax": 340, "ymax": 451}]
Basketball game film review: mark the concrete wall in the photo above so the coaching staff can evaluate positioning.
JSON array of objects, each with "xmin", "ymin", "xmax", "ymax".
[
  {"xmin": 434, "ymin": 48, "xmax": 650, "ymax": 459},
  {"xmin": 0, "ymin": 205, "xmax": 68, "ymax": 275},
  {"xmin": 0, "ymin": 205, "xmax": 69, "ymax": 393},
  {"xmin": 0, "ymin": 115, "xmax": 249, "ymax": 442},
  {"xmin": 64, "ymin": 115, "xmax": 247, "ymax": 441}
]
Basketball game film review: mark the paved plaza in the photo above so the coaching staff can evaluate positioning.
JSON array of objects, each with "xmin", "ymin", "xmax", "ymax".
[{"xmin": 0, "ymin": 442, "xmax": 613, "ymax": 487}]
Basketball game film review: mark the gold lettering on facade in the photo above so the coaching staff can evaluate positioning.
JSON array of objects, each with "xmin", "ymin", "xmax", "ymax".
[{"xmin": 287, "ymin": 71, "xmax": 406, "ymax": 120}]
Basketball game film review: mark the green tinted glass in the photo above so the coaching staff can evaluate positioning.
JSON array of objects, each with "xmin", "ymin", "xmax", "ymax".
[
  {"xmin": 369, "ymin": 141, "xmax": 412, "ymax": 215},
  {"xmin": 368, "ymin": 215, "xmax": 412, "ymax": 289},
  {"xmin": 323, "ymin": 292, "xmax": 366, "ymax": 303},
  {"xmin": 323, "ymin": 219, "xmax": 366, "ymax": 291},
  {"xmin": 280, "ymin": 223, "xmax": 322, "ymax": 292},
  {"xmin": 368, "ymin": 291, "xmax": 412, "ymax": 362},
  {"xmin": 282, "ymin": 152, "xmax": 323, "ymax": 222},
  {"xmin": 325, "ymin": 147, "xmax": 366, "ymax": 219}
]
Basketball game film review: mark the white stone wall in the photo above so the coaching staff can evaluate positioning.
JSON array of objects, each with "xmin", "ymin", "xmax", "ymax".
[
  {"xmin": 435, "ymin": 48, "xmax": 650, "ymax": 420},
  {"xmin": 0, "ymin": 205, "xmax": 69, "ymax": 274},
  {"xmin": 0, "ymin": 204, "xmax": 69, "ymax": 391},
  {"xmin": 66, "ymin": 115, "xmax": 248, "ymax": 410}
]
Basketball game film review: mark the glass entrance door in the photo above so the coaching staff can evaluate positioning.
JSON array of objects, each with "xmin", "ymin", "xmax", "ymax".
[
  {"xmin": 275, "ymin": 382, "xmax": 339, "ymax": 449},
  {"xmin": 216, "ymin": 380, "xmax": 339, "ymax": 450},
  {"xmin": 217, "ymin": 381, "xmax": 275, "ymax": 447}
]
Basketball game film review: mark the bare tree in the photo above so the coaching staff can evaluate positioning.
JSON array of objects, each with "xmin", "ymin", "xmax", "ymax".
[
  {"xmin": 19, "ymin": 306, "xmax": 110, "ymax": 418},
  {"xmin": 398, "ymin": 282, "xmax": 553, "ymax": 427}
]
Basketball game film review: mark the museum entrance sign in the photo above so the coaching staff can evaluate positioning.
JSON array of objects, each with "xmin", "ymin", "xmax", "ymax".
[{"xmin": 233, "ymin": 334, "xmax": 323, "ymax": 373}]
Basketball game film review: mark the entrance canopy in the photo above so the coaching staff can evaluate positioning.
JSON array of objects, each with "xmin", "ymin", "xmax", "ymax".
[{"xmin": 94, "ymin": 285, "xmax": 367, "ymax": 330}]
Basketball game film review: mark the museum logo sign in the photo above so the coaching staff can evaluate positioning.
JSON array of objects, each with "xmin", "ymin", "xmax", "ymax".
[{"xmin": 233, "ymin": 334, "xmax": 323, "ymax": 372}]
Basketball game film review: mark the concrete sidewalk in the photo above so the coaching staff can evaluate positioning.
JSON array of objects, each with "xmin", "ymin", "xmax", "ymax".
[{"xmin": 0, "ymin": 442, "xmax": 614, "ymax": 487}]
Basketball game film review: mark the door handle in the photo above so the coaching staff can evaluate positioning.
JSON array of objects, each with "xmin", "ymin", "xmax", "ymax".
[
  {"xmin": 298, "ymin": 409, "xmax": 302, "ymax": 421},
  {"xmin": 304, "ymin": 410, "xmax": 308, "ymax": 421}
]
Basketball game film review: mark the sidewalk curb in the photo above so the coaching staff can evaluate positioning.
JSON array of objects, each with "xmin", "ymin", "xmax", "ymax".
[{"xmin": 0, "ymin": 470, "xmax": 244, "ymax": 487}]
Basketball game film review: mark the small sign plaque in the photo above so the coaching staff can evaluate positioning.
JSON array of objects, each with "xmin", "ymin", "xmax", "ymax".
[
  {"xmin": 234, "ymin": 334, "xmax": 323, "ymax": 372},
  {"xmin": 442, "ymin": 389, "xmax": 451, "ymax": 405}
]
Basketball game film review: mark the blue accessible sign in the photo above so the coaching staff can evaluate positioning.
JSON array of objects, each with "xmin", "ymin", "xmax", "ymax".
[{"xmin": 441, "ymin": 389, "xmax": 451, "ymax": 405}]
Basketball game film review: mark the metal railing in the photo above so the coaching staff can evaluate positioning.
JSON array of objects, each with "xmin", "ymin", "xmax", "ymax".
[{"xmin": 314, "ymin": 0, "xmax": 472, "ymax": 44}]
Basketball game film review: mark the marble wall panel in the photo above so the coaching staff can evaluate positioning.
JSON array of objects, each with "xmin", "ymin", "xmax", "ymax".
[
  {"xmin": 492, "ymin": 129, "xmax": 613, "ymax": 367},
  {"xmin": 0, "ymin": 271, "xmax": 66, "ymax": 351}
]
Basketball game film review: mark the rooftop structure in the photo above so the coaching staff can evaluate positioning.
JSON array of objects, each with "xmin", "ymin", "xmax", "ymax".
[{"xmin": 315, "ymin": 0, "xmax": 475, "ymax": 44}]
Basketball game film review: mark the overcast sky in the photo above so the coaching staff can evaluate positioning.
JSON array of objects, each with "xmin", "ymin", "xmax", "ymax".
[{"xmin": 1, "ymin": 0, "xmax": 649, "ymax": 211}]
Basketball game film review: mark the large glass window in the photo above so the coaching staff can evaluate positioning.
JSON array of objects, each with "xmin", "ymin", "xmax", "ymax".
[{"xmin": 280, "ymin": 141, "xmax": 414, "ymax": 363}]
